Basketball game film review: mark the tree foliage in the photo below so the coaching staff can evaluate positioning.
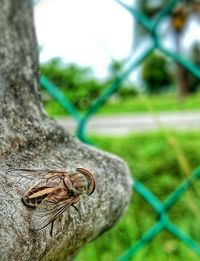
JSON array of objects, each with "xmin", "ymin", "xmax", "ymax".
[
  {"xmin": 40, "ymin": 58, "xmax": 105, "ymax": 110},
  {"xmin": 40, "ymin": 58, "xmax": 139, "ymax": 112},
  {"xmin": 187, "ymin": 43, "xmax": 200, "ymax": 93},
  {"xmin": 142, "ymin": 52, "xmax": 173, "ymax": 93}
]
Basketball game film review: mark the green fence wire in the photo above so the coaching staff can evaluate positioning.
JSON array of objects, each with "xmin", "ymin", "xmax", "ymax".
[{"xmin": 40, "ymin": 0, "xmax": 200, "ymax": 259}]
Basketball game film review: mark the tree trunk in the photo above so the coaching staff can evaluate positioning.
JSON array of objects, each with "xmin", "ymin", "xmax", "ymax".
[
  {"xmin": 173, "ymin": 32, "xmax": 190, "ymax": 100},
  {"xmin": 0, "ymin": 1, "xmax": 132, "ymax": 260}
]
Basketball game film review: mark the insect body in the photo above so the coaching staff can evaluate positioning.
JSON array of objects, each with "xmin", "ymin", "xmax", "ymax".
[{"xmin": 6, "ymin": 168, "xmax": 96, "ymax": 235}]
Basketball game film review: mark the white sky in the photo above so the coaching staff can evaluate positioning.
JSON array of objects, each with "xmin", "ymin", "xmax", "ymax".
[
  {"xmin": 34, "ymin": 0, "xmax": 200, "ymax": 80},
  {"xmin": 34, "ymin": 0, "xmax": 134, "ymax": 78}
]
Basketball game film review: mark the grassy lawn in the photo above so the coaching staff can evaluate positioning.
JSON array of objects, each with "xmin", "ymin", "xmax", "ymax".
[
  {"xmin": 43, "ymin": 92, "xmax": 200, "ymax": 117},
  {"xmin": 76, "ymin": 131, "xmax": 200, "ymax": 261},
  {"xmin": 99, "ymin": 92, "xmax": 200, "ymax": 115}
]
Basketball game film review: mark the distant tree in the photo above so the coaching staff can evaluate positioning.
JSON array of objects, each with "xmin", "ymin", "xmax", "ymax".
[
  {"xmin": 186, "ymin": 43, "xmax": 200, "ymax": 93},
  {"xmin": 142, "ymin": 52, "xmax": 172, "ymax": 93},
  {"xmin": 134, "ymin": 0, "xmax": 200, "ymax": 97},
  {"xmin": 164, "ymin": 1, "xmax": 200, "ymax": 97},
  {"xmin": 133, "ymin": 0, "xmax": 168, "ymax": 49},
  {"xmin": 40, "ymin": 58, "xmax": 104, "ymax": 110},
  {"xmin": 108, "ymin": 59, "xmax": 126, "ymax": 79},
  {"xmin": 107, "ymin": 59, "xmax": 138, "ymax": 98}
]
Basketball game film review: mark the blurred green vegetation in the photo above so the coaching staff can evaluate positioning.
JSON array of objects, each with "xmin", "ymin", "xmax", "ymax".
[
  {"xmin": 40, "ymin": 58, "xmax": 105, "ymax": 110},
  {"xmin": 40, "ymin": 58, "xmax": 138, "ymax": 113},
  {"xmin": 40, "ymin": 57, "xmax": 200, "ymax": 261},
  {"xmin": 43, "ymin": 92, "xmax": 200, "ymax": 117},
  {"xmin": 185, "ymin": 43, "xmax": 200, "ymax": 93},
  {"xmin": 98, "ymin": 92, "xmax": 200, "ymax": 115},
  {"xmin": 77, "ymin": 131, "xmax": 200, "ymax": 261},
  {"xmin": 40, "ymin": 57, "xmax": 200, "ymax": 117},
  {"xmin": 142, "ymin": 53, "xmax": 173, "ymax": 93}
]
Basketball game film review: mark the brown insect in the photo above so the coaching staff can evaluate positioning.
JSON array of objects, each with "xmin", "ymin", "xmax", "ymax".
[{"xmin": 6, "ymin": 167, "xmax": 96, "ymax": 235}]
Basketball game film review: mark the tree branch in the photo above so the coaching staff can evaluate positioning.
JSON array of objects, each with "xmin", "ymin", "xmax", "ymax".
[
  {"xmin": 0, "ymin": 1, "xmax": 132, "ymax": 260},
  {"xmin": 0, "ymin": 0, "xmax": 42, "ymax": 117}
]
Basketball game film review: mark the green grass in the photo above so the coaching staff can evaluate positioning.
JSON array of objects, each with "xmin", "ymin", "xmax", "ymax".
[
  {"xmin": 43, "ymin": 92, "xmax": 200, "ymax": 117},
  {"xmin": 99, "ymin": 93, "xmax": 200, "ymax": 115},
  {"xmin": 76, "ymin": 131, "xmax": 200, "ymax": 261}
]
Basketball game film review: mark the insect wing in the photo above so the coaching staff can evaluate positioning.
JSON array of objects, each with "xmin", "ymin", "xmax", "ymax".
[
  {"xmin": 30, "ymin": 189, "xmax": 80, "ymax": 231},
  {"xmin": 5, "ymin": 169, "xmax": 67, "ymax": 187}
]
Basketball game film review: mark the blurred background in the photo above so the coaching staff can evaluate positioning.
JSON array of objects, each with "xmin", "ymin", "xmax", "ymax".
[{"xmin": 34, "ymin": 0, "xmax": 200, "ymax": 260}]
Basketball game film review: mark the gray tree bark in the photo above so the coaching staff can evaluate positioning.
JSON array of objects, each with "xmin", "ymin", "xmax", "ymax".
[{"xmin": 0, "ymin": 1, "xmax": 132, "ymax": 261}]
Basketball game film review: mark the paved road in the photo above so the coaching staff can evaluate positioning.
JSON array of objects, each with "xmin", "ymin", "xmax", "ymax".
[{"xmin": 57, "ymin": 111, "xmax": 200, "ymax": 136}]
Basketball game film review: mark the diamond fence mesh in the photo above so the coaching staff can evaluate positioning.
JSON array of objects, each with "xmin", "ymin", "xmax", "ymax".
[{"xmin": 40, "ymin": 0, "xmax": 200, "ymax": 260}]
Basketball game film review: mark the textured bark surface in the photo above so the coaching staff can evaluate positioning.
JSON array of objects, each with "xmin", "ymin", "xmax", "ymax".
[{"xmin": 0, "ymin": 1, "xmax": 132, "ymax": 260}]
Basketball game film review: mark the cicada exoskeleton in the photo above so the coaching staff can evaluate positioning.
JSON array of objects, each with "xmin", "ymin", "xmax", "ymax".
[{"xmin": 6, "ymin": 167, "xmax": 96, "ymax": 235}]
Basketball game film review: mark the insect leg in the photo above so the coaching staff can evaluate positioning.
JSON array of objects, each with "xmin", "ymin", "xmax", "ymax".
[
  {"xmin": 50, "ymin": 221, "xmax": 54, "ymax": 237},
  {"xmin": 71, "ymin": 204, "xmax": 81, "ymax": 218}
]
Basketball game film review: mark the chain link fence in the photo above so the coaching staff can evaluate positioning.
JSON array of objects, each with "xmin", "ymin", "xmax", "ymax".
[{"xmin": 40, "ymin": 0, "xmax": 200, "ymax": 260}]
